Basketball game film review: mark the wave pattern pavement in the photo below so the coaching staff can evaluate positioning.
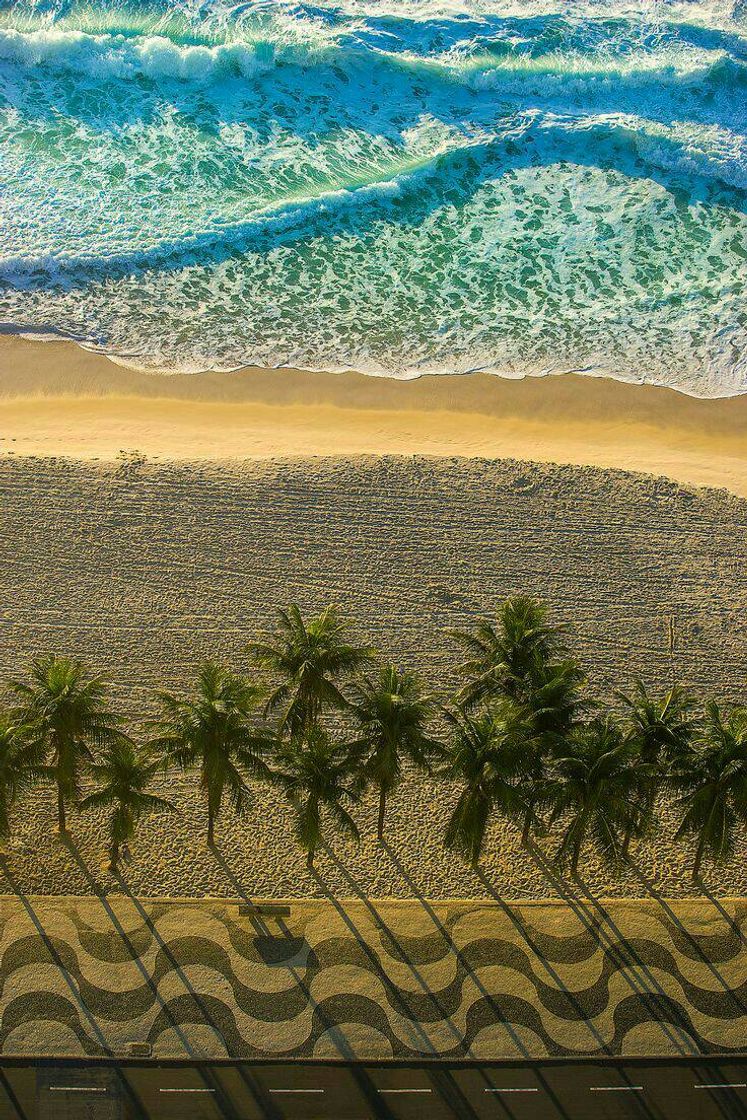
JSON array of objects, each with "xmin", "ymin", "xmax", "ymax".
[{"xmin": 1, "ymin": 895, "xmax": 746, "ymax": 1059}]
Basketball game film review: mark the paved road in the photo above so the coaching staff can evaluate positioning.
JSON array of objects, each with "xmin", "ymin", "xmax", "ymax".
[{"xmin": 2, "ymin": 1059, "xmax": 747, "ymax": 1120}]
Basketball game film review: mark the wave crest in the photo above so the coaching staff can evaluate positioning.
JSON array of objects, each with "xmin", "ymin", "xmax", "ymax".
[
  {"xmin": 0, "ymin": 0, "xmax": 745, "ymax": 395},
  {"xmin": 0, "ymin": 27, "xmax": 283, "ymax": 81}
]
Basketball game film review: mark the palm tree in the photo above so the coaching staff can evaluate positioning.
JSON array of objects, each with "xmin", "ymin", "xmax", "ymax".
[
  {"xmin": 671, "ymin": 701, "xmax": 747, "ymax": 881},
  {"xmin": 0, "ymin": 712, "xmax": 47, "ymax": 843},
  {"xmin": 248, "ymin": 605, "xmax": 375, "ymax": 736},
  {"xmin": 542, "ymin": 717, "xmax": 655, "ymax": 874},
  {"xmin": 11, "ymin": 656, "xmax": 122, "ymax": 835},
  {"xmin": 81, "ymin": 740, "xmax": 174, "ymax": 870},
  {"xmin": 617, "ymin": 679, "xmax": 698, "ymax": 857},
  {"xmin": 619, "ymin": 679, "xmax": 698, "ymax": 766},
  {"xmin": 450, "ymin": 596, "xmax": 568, "ymax": 709},
  {"xmin": 152, "ymin": 662, "xmax": 271, "ymax": 846},
  {"xmin": 272, "ymin": 728, "xmax": 364, "ymax": 867},
  {"xmin": 350, "ymin": 664, "xmax": 439, "ymax": 841},
  {"xmin": 525, "ymin": 658, "xmax": 588, "ymax": 741},
  {"xmin": 440, "ymin": 704, "xmax": 532, "ymax": 866},
  {"xmin": 451, "ymin": 600, "xmax": 586, "ymax": 849}
]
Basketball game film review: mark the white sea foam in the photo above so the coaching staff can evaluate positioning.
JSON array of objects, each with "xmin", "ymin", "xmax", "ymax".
[
  {"xmin": 0, "ymin": 0, "xmax": 745, "ymax": 395},
  {"xmin": 0, "ymin": 27, "xmax": 287, "ymax": 80}
]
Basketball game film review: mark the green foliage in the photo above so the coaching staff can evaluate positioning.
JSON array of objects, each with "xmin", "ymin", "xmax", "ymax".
[
  {"xmin": 2, "ymin": 600, "xmax": 746, "ymax": 886},
  {"xmin": 450, "ymin": 596, "xmax": 570, "ymax": 708},
  {"xmin": 541, "ymin": 717, "xmax": 656, "ymax": 872},
  {"xmin": 349, "ymin": 664, "xmax": 439, "ymax": 838},
  {"xmin": 0, "ymin": 712, "xmax": 47, "ymax": 841},
  {"xmin": 11, "ymin": 655, "xmax": 122, "ymax": 832},
  {"xmin": 448, "ymin": 597, "xmax": 589, "ymax": 850},
  {"xmin": 618, "ymin": 679, "xmax": 698, "ymax": 766},
  {"xmin": 151, "ymin": 661, "xmax": 272, "ymax": 844},
  {"xmin": 671, "ymin": 701, "xmax": 747, "ymax": 879},
  {"xmin": 272, "ymin": 727, "xmax": 365, "ymax": 865},
  {"xmin": 440, "ymin": 702, "xmax": 534, "ymax": 865},
  {"xmin": 81, "ymin": 739, "xmax": 174, "ymax": 868},
  {"xmin": 248, "ymin": 604, "xmax": 375, "ymax": 735}
]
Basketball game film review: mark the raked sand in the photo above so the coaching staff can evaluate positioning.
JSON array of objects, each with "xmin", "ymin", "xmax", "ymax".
[
  {"xmin": 1, "ymin": 450, "xmax": 746, "ymax": 901},
  {"xmin": 2, "ymin": 335, "xmax": 747, "ymax": 496}
]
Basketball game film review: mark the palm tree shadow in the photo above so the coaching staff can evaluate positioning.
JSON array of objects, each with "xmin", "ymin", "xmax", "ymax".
[
  {"xmin": 316, "ymin": 851, "xmax": 466, "ymax": 1054},
  {"xmin": 475, "ymin": 861, "xmax": 685, "ymax": 1120},
  {"xmin": 523, "ymin": 844, "xmax": 701, "ymax": 1060},
  {"xmin": 53, "ymin": 839, "xmax": 254, "ymax": 1119},
  {"xmin": 209, "ymin": 844, "xmax": 276, "ymax": 936},
  {"xmin": 0, "ymin": 1068, "xmax": 30, "ymax": 1120},
  {"xmin": 57, "ymin": 838, "xmax": 197, "ymax": 1054},
  {"xmin": 0, "ymin": 855, "xmax": 155, "ymax": 1118},
  {"xmin": 630, "ymin": 871, "xmax": 747, "ymax": 1116},
  {"xmin": 531, "ymin": 837, "xmax": 747, "ymax": 1118},
  {"xmin": 627, "ymin": 862, "xmax": 747, "ymax": 1018},
  {"xmin": 116, "ymin": 870, "xmax": 287, "ymax": 1120},
  {"xmin": 471, "ymin": 862, "xmax": 615, "ymax": 1056},
  {"xmin": 380, "ymin": 843, "xmax": 575, "ymax": 1120},
  {"xmin": 380, "ymin": 842, "xmax": 579, "ymax": 1046},
  {"xmin": 309, "ymin": 854, "xmax": 483, "ymax": 1120},
  {"xmin": 697, "ymin": 882, "xmax": 747, "ymax": 948},
  {"xmin": 0, "ymin": 856, "xmax": 111, "ymax": 1054},
  {"xmin": 212, "ymin": 842, "xmax": 368, "ymax": 1059},
  {"xmin": 210, "ymin": 842, "xmax": 399, "ymax": 1120},
  {"xmin": 574, "ymin": 863, "xmax": 740, "ymax": 1052}
]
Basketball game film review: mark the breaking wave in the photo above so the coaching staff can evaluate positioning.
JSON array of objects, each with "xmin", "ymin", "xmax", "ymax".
[{"xmin": 0, "ymin": 0, "xmax": 745, "ymax": 394}]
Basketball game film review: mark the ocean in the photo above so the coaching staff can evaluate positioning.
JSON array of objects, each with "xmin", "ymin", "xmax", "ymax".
[{"xmin": 0, "ymin": 0, "xmax": 745, "ymax": 395}]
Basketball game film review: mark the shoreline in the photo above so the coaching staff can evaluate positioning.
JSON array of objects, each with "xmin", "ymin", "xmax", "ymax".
[{"xmin": 2, "ymin": 335, "xmax": 747, "ymax": 495}]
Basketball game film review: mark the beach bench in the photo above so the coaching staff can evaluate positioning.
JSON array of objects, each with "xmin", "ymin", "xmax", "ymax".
[{"xmin": 238, "ymin": 903, "xmax": 291, "ymax": 918}]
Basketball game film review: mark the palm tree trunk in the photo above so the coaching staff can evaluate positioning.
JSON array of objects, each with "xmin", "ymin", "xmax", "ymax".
[
  {"xmin": 207, "ymin": 808, "xmax": 215, "ymax": 848},
  {"xmin": 377, "ymin": 789, "xmax": 386, "ymax": 842},
  {"xmin": 57, "ymin": 784, "xmax": 66, "ymax": 834},
  {"xmin": 693, "ymin": 830, "xmax": 708, "ymax": 882},
  {"xmin": 307, "ymin": 847, "xmax": 314, "ymax": 869},
  {"xmin": 521, "ymin": 808, "xmax": 532, "ymax": 848},
  {"xmin": 110, "ymin": 838, "xmax": 119, "ymax": 871},
  {"xmin": 621, "ymin": 823, "xmax": 633, "ymax": 861}
]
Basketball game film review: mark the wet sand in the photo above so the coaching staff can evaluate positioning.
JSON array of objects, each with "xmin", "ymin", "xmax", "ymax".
[{"xmin": 2, "ymin": 335, "xmax": 747, "ymax": 495}]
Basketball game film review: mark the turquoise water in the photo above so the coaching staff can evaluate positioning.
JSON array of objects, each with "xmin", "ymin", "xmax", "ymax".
[{"xmin": 0, "ymin": 0, "xmax": 745, "ymax": 394}]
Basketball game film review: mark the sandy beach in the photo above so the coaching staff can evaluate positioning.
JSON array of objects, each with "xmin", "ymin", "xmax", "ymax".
[
  {"xmin": 1, "ymin": 449, "xmax": 746, "ymax": 900},
  {"xmin": 2, "ymin": 336, "xmax": 747, "ymax": 496},
  {"xmin": 4, "ymin": 0, "xmax": 747, "ymax": 1076},
  {"xmin": 1, "ymin": 335, "xmax": 747, "ymax": 899}
]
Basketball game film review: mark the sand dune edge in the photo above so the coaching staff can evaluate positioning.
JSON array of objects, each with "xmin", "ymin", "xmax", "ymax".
[{"xmin": 1, "ymin": 335, "xmax": 746, "ymax": 496}]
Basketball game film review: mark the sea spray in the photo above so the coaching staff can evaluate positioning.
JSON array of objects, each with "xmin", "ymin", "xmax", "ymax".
[{"xmin": 0, "ymin": 0, "xmax": 745, "ymax": 394}]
